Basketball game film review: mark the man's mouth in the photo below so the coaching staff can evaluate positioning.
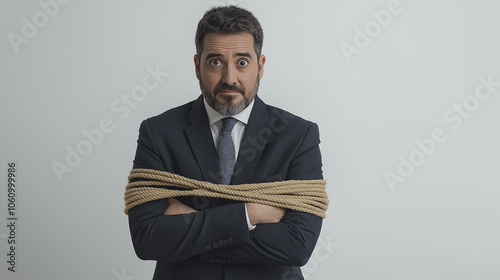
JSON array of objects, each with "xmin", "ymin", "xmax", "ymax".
[
  {"xmin": 214, "ymin": 83, "xmax": 246, "ymax": 96},
  {"xmin": 218, "ymin": 90, "xmax": 241, "ymax": 95}
]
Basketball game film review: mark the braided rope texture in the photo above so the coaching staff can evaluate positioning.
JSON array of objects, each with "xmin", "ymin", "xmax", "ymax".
[{"xmin": 124, "ymin": 169, "xmax": 329, "ymax": 218}]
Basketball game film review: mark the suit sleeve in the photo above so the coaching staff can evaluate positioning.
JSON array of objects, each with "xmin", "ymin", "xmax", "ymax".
[
  {"xmin": 198, "ymin": 123, "xmax": 325, "ymax": 267},
  {"xmin": 128, "ymin": 120, "xmax": 252, "ymax": 262}
]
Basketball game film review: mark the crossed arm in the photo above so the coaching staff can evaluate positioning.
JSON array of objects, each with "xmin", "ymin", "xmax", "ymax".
[
  {"xmin": 129, "ymin": 120, "xmax": 323, "ymax": 266},
  {"xmin": 129, "ymin": 197, "xmax": 321, "ymax": 266},
  {"xmin": 164, "ymin": 198, "xmax": 285, "ymax": 226}
]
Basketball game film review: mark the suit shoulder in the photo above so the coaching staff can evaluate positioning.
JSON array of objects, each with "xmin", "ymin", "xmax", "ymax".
[
  {"xmin": 143, "ymin": 99, "xmax": 195, "ymax": 128},
  {"xmin": 264, "ymin": 103, "xmax": 318, "ymax": 131}
]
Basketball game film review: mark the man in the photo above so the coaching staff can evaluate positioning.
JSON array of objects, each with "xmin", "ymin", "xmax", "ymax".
[{"xmin": 128, "ymin": 6, "xmax": 324, "ymax": 280}]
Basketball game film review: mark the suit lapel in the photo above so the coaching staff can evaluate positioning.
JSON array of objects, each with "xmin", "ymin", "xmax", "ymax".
[
  {"xmin": 184, "ymin": 95, "xmax": 271, "ymax": 185},
  {"xmin": 232, "ymin": 96, "xmax": 270, "ymax": 184},
  {"xmin": 184, "ymin": 95, "xmax": 220, "ymax": 183}
]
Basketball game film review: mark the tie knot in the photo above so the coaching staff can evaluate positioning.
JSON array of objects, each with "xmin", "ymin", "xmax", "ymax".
[{"xmin": 221, "ymin": 117, "xmax": 237, "ymax": 132}]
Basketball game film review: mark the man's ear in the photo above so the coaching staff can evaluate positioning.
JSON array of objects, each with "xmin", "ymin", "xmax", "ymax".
[
  {"xmin": 194, "ymin": 54, "xmax": 200, "ymax": 80},
  {"xmin": 258, "ymin": 54, "xmax": 266, "ymax": 80}
]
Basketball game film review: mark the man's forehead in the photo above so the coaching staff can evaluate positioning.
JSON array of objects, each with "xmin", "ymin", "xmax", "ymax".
[{"xmin": 202, "ymin": 32, "xmax": 256, "ymax": 58}]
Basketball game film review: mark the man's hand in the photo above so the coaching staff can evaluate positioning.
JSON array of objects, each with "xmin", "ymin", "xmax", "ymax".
[
  {"xmin": 164, "ymin": 198, "xmax": 198, "ymax": 215},
  {"xmin": 246, "ymin": 203, "xmax": 285, "ymax": 225}
]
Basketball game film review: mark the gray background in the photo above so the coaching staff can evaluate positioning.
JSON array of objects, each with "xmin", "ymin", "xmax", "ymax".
[{"xmin": 1, "ymin": 0, "xmax": 499, "ymax": 279}]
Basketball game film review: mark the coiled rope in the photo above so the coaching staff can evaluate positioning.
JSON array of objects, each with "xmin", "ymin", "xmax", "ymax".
[{"xmin": 124, "ymin": 169, "xmax": 329, "ymax": 218}]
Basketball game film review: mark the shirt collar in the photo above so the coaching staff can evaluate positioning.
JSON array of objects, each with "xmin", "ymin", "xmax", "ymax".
[{"xmin": 203, "ymin": 97, "xmax": 255, "ymax": 126}]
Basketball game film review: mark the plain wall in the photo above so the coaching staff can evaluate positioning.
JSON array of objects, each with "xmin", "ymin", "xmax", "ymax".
[{"xmin": 1, "ymin": 0, "xmax": 499, "ymax": 279}]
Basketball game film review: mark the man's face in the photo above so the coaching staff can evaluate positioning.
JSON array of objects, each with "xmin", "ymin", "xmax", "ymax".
[{"xmin": 195, "ymin": 32, "xmax": 266, "ymax": 116}]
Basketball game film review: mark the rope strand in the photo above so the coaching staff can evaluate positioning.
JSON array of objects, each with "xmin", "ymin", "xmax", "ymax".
[{"xmin": 124, "ymin": 169, "xmax": 329, "ymax": 218}]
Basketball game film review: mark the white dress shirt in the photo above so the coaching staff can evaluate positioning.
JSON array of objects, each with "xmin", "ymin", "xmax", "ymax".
[{"xmin": 203, "ymin": 98, "xmax": 256, "ymax": 230}]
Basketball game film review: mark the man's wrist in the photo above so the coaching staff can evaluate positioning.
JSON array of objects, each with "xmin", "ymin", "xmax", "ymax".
[{"xmin": 244, "ymin": 203, "xmax": 256, "ymax": 231}]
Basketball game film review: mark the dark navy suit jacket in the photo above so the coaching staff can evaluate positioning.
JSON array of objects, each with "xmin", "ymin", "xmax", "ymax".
[{"xmin": 128, "ymin": 95, "xmax": 324, "ymax": 280}]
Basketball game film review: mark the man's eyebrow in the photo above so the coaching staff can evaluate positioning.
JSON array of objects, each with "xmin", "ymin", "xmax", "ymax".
[
  {"xmin": 205, "ymin": 52, "xmax": 254, "ymax": 60},
  {"xmin": 206, "ymin": 53, "xmax": 223, "ymax": 60},
  {"xmin": 235, "ymin": 52, "xmax": 253, "ymax": 59}
]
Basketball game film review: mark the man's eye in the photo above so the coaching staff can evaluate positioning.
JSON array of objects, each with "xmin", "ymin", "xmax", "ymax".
[
  {"xmin": 238, "ymin": 60, "xmax": 249, "ymax": 67},
  {"xmin": 210, "ymin": 60, "xmax": 222, "ymax": 66}
]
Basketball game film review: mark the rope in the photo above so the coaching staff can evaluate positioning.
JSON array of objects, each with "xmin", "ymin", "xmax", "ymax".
[{"xmin": 124, "ymin": 169, "xmax": 329, "ymax": 218}]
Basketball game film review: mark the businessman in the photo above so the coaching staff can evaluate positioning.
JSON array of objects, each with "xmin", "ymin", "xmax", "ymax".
[{"xmin": 128, "ymin": 6, "xmax": 325, "ymax": 280}]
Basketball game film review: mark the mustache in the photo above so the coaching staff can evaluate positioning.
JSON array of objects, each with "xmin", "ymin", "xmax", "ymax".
[{"xmin": 213, "ymin": 83, "xmax": 246, "ymax": 95}]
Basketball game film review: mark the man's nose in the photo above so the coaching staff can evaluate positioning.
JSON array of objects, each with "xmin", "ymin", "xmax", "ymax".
[{"xmin": 222, "ymin": 64, "xmax": 238, "ymax": 85}]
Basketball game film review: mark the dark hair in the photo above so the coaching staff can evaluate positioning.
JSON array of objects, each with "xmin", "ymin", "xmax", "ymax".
[{"xmin": 195, "ymin": 6, "xmax": 264, "ymax": 58}]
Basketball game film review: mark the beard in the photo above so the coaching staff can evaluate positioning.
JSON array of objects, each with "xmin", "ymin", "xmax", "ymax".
[{"xmin": 200, "ymin": 75, "xmax": 260, "ymax": 116}]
